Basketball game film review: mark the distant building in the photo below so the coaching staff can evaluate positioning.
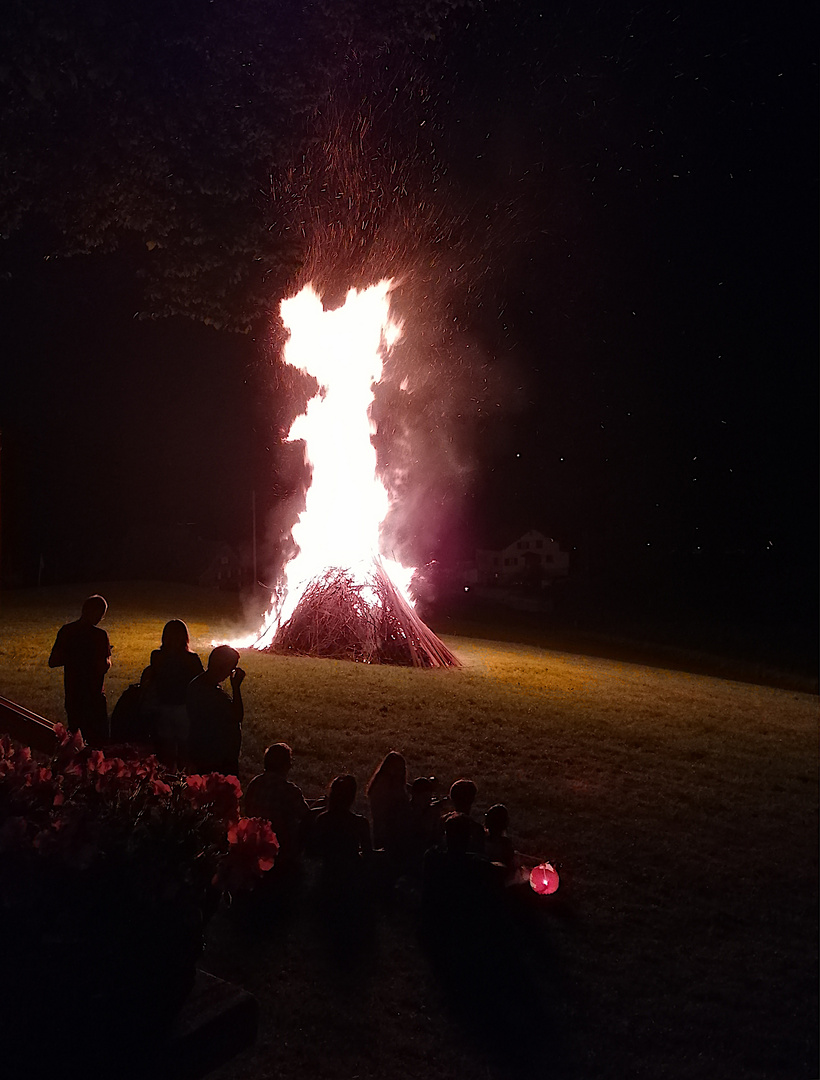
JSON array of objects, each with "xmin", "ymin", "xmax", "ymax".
[
  {"xmin": 474, "ymin": 529, "xmax": 570, "ymax": 588},
  {"xmin": 197, "ymin": 541, "xmax": 244, "ymax": 590}
]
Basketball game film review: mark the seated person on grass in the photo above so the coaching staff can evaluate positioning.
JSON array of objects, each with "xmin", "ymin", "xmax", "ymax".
[
  {"xmin": 407, "ymin": 776, "xmax": 446, "ymax": 869},
  {"xmin": 486, "ymin": 803, "xmax": 547, "ymax": 892},
  {"xmin": 444, "ymin": 778, "xmax": 486, "ymax": 854},
  {"xmin": 484, "ymin": 803, "xmax": 537, "ymax": 887},
  {"xmin": 244, "ymin": 742, "xmax": 310, "ymax": 867},
  {"xmin": 310, "ymin": 774, "xmax": 373, "ymax": 879},
  {"xmin": 366, "ymin": 751, "xmax": 412, "ymax": 862},
  {"xmin": 422, "ymin": 813, "xmax": 504, "ymax": 933}
]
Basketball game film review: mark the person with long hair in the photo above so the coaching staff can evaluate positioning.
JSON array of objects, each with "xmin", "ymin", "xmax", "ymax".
[
  {"xmin": 366, "ymin": 751, "xmax": 412, "ymax": 861},
  {"xmin": 142, "ymin": 619, "xmax": 203, "ymax": 767},
  {"xmin": 311, "ymin": 774, "xmax": 373, "ymax": 874}
]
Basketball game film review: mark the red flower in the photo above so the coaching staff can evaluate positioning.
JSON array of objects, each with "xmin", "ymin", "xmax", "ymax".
[
  {"xmin": 0, "ymin": 741, "xmax": 47, "ymax": 790},
  {"xmin": 216, "ymin": 816, "xmax": 279, "ymax": 892},
  {"xmin": 86, "ymin": 749, "xmax": 109, "ymax": 775},
  {"xmin": 183, "ymin": 773, "xmax": 242, "ymax": 826},
  {"xmin": 54, "ymin": 724, "xmax": 85, "ymax": 754},
  {"xmin": 129, "ymin": 755, "xmax": 161, "ymax": 780}
]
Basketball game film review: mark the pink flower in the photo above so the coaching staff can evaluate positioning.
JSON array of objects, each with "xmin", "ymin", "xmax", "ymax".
[
  {"xmin": 216, "ymin": 816, "xmax": 279, "ymax": 892},
  {"xmin": 183, "ymin": 773, "xmax": 242, "ymax": 826},
  {"xmin": 14, "ymin": 746, "xmax": 33, "ymax": 767},
  {"xmin": 228, "ymin": 817, "xmax": 279, "ymax": 870},
  {"xmin": 54, "ymin": 724, "xmax": 85, "ymax": 753},
  {"xmin": 0, "ymin": 740, "xmax": 48, "ymax": 790},
  {"xmin": 86, "ymin": 749, "xmax": 109, "ymax": 775},
  {"xmin": 130, "ymin": 755, "xmax": 161, "ymax": 780}
]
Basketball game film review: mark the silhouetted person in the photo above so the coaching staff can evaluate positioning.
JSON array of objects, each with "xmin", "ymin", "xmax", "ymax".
[
  {"xmin": 142, "ymin": 619, "xmax": 203, "ymax": 768},
  {"xmin": 422, "ymin": 812, "xmax": 504, "ymax": 934},
  {"xmin": 445, "ymin": 778, "xmax": 486, "ymax": 854},
  {"xmin": 366, "ymin": 750, "xmax": 411, "ymax": 861},
  {"xmin": 485, "ymin": 803, "xmax": 535, "ymax": 892},
  {"xmin": 307, "ymin": 774, "xmax": 377, "ymax": 965},
  {"xmin": 407, "ymin": 776, "xmax": 446, "ymax": 871},
  {"xmin": 422, "ymin": 813, "xmax": 568, "ymax": 1076},
  {"xmin": 485, "ymin": 803, "xmax": 551, "ymax": 894},
  {"xmin": 244, "ymin": 742, "xmax": 309, "ymax": 868},
  {"xmin": 483, "ymin": 803, "xmax": 515, "ymax": 870},
  {"xmin": 48, "ymin": 594, "xmax": 111, "ymax": 745},
  {"xmin": 311, "ymin": 774, "xmax": 373, "ymax": 877},
  {"xmin": 186, "ymin": 644, "xmax": 244, "ymax": 775}
]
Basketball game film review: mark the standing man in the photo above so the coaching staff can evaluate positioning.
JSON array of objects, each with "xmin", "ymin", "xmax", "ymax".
[
  {"xmin": 186, "ymin": 644, "xmax": 245, "ymax": 776},
  {"xmin": 48, "ymin": 594, "xmax": 112, "ymax": 745}
]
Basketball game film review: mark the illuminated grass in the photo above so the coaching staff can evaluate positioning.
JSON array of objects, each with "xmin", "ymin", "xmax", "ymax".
[{"xmin": 0, "ymin": 583, "xmax": 816, "ymax": 1079}]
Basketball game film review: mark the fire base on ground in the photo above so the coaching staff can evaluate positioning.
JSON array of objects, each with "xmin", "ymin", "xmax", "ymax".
[{"xmin": 264, "ymin": 561, "xmax": 460, "ymax": 668}]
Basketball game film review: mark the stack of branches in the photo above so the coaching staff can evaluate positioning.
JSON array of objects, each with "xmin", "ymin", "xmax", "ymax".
[{"xmin": 268, "ymin": 561, "xmax": 460, "ymax": 668}]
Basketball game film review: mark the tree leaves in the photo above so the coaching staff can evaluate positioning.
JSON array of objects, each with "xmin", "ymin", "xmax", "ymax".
[{"xmin": 0, "ymin": 0, "xmax": 475, "ymax": 328}]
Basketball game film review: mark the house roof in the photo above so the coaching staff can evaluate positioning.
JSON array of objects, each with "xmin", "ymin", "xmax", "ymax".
[{"xmin": 477, "ymin": 525, "xmax": 561, "ymax": 553}]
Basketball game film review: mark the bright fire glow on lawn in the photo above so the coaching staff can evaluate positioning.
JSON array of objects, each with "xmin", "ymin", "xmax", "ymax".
[{"xmin": 236, "ymin": 280, "xmax": 415, "ymax": 649}]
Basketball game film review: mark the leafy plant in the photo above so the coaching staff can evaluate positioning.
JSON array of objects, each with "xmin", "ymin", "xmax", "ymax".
[{"xmin": 0, "ymin": 724, "xmax": 278, "ymax": 1072}]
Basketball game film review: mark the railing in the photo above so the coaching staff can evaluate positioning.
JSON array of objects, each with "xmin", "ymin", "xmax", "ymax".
[{"xmin": 0, "ymin": 695, "xmax": 58, "ymax": 753}]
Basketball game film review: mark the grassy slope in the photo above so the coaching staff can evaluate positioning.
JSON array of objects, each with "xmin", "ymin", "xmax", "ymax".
[{"xmin": 1, "ymin": 583, "xmax": 817, "ymax": 1079}]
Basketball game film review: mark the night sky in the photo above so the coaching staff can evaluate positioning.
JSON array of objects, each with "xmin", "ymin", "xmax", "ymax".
[{"xmin": 0, "ymin": 0, "xmax": 816, "ymax": 632}]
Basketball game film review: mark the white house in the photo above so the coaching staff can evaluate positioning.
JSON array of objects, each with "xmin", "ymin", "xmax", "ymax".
[{"xmin": 475, "ymin": 529, "xmax": 570, "ymax": 587}]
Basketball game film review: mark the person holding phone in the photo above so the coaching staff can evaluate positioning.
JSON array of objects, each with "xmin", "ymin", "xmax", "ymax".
[{"xmin": 186, "ymin": 644, "xmax": 245, "ymax": 776}]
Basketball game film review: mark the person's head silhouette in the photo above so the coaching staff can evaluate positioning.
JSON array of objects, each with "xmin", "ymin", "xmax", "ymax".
[{"xmin": 81, "ymin": 595, "xmax": 107, "ymax": 625}]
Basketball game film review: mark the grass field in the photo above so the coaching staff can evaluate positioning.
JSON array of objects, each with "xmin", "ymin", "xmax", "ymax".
[{"xmin": 1, "ymin": 582, "xmax": 817, "ymax": 1079}]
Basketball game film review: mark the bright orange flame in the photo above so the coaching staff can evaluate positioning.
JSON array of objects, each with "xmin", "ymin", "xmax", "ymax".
[{"xmin": 242, "ymin": 280, "xmax": 413, "ymax": 650}]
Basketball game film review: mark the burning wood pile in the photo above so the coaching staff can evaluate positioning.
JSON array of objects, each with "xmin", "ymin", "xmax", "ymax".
[
  {"xmin": 266, "ymin": 560, "xmax": 460, "ymax": 668},
  {"xmin": 229, "ymin": 281, "xmax": 461, "ymax": 670}
]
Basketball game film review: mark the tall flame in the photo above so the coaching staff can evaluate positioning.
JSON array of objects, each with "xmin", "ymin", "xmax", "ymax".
[{"xmin": 248, "ymin": 279, "xmax": 412, "ymax": 650}]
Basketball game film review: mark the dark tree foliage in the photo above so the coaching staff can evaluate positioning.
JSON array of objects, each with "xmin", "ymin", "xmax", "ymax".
[{"xmin": 0, "ymin": 0, "xmax": 473, "ymax": 329}]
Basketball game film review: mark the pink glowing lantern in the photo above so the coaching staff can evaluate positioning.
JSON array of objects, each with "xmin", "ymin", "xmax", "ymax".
[{"xmin": 529, "ymin": 862, "xmax": 560, "ymax": 895}]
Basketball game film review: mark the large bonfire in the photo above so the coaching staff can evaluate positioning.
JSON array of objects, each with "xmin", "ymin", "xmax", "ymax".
[{"xmin": 245, "ymin": 280, "xmax": 459, "ymax": 668}]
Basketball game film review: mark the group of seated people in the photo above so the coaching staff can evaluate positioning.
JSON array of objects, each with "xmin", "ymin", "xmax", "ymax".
[
  {"xmin": 113, "ymin": 619, "xmax": 536, "ymax": 902},
  {"xmin": 244, "ymin": 743, "xmax": 532, "ymax": 897}
]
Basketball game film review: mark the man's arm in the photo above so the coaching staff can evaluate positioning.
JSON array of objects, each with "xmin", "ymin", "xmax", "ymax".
[
  {"xmin": 230, "ymin": 666, "xmax": 245, "ymax": 725},
  {"xmin": 99, "ymin": 632, "xmax": 112, "ymax": 675},
  {"xmin": 48, "ymin": 627, "xmax": 66, "ymax": 668},
  {"xmin": 358, "ymin": 816, "xmax": 373, "ymax": 858}
]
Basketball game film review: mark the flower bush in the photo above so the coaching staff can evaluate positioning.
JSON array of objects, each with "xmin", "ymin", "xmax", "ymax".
[
  {"xmin": 0, "ymin": 724, "xmax": 278, "ymax": 897},
  {"xmin": 0, "ymin": 725, "xmax": 278, "ymax": 1070}
]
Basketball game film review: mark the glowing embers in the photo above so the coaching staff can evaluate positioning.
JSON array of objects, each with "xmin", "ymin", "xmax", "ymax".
[{"xmin": 252, "ymin": 280, "xmax": 459, "ymax": 668}]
